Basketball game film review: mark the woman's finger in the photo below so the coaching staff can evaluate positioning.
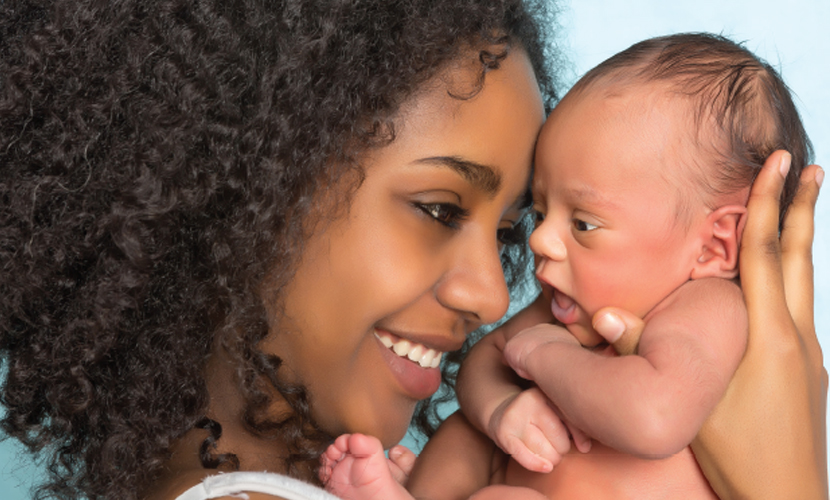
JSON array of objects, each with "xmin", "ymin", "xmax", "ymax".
[
  {"xmin": 694, "ymin": 151, "xmax": 828, "ymax": 499},
  {"xmin": 592, "ymin": 307, "xmax": 645, "ymax": 356},
  {"xmin": 739, "ymin": 150, "xmax": 793, "ymax": 343},
  {"xmin": 780, "ymin": 164, "xmax": 822, "ymax": 342}
]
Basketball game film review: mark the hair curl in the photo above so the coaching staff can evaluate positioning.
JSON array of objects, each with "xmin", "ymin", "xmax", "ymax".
[{"xmin": 0, "ymin": 0, "xmax": 560, "ymax": 498}]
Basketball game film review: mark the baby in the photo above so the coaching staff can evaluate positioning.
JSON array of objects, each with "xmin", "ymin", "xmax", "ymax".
[{"xmin": 320, "ymin": 33, "xmax": 811, "ymax": 500}]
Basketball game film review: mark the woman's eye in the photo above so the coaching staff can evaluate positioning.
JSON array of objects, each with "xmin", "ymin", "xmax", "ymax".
[
  {"xmin": 417, "ymin": 203, "xmax": 469, "ymax": 228},
  {"xmin": 572, "ymin": 218, "xmax": 598, "ymax": 232}
]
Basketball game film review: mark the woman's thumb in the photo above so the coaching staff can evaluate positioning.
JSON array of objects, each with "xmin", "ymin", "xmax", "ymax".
[{"xmin": 592, "ymin": 307, "xmax": 645, "ymax": 356}]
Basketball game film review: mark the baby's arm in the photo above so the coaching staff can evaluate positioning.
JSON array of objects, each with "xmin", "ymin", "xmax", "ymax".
[
  {"xmin": 406, "ymin": 412, "xmax": 551, "ymax": 500},
  {"xmin": 405, "ymin": 412, "xmax": 502, "ymax": 500},
  {"xmin": 505, "ymin": 278, "xmax": 748, "ymax": 458},
  {"xmin": 457, "ymin": 294, "xmax": 552, "ymax": 435},
  {"xmin": 457, "ymin": 296, "xmax": 590, "ymax": 472}
]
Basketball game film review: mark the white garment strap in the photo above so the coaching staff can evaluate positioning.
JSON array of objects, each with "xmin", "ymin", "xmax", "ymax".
[{"xmin": 175, "ymin": 471, "xmax": 340, "ymax": 500}]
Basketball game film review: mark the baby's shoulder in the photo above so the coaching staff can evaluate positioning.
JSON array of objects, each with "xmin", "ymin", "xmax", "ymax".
[
  {"xmin": 647, "ymin": 277, "xmax": 747, "ymax": 335},
  {"xmin": 670, "ymin": 277, "xmax": 744, "ymax": 310}
]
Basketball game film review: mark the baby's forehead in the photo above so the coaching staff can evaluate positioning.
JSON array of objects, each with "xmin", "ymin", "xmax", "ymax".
[
  {"xmin": 541, "ymin": 80, "xmax": 725, "ymax": 211},
  {"xmin": 563, "ymin": 80, "xmax": 711, "ymax": 171}
]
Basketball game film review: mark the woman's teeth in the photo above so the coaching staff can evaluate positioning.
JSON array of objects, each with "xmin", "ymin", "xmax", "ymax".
[{"xmin": 374, "ymin": 331, "xmax": 442, "ymax": 369}]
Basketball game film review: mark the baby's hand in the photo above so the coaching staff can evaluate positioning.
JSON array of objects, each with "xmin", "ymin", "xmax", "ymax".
[
  {"xmin": 488, "ymin": 386, "xmax": 591, "ymax": 474},
  {"xmin": 503, "ymin": 323, "xmax": 579, "ymax": 380}
]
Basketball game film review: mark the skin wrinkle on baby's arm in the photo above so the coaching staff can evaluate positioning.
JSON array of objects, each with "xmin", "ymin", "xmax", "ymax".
[{"xmin": 516, "ymin": 277, "xmax": 747, "ymax": 457}]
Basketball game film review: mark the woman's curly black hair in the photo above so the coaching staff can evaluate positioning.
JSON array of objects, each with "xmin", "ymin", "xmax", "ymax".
[{"xmin": 0, "ymin": 0, "xmax": 560, "ymax": 498}]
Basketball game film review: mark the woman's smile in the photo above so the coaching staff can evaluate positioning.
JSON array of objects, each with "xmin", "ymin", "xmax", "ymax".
[
  {"xmin": 374, "ymin": 329, "xmax": 448, "ymax": 401},
  {"xmin": 374, "ymin": 329, "xmax": 446, "ymax": 370}
]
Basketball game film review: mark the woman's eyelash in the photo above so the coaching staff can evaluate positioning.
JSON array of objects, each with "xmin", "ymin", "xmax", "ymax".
[
  {"xmin": 417, "ymin": 202, "xmax": 470, "ymax": 228},
  {"xmin": 416, "ymin": 202, "xmax": 528, "ymax": 245},
  {"xmin": 499, "ymin": 211, "xmax": 534, "ymax": 246},
  {"xmin": 497, "ymin": 226, "xmax": 527, "ymax": 246}
]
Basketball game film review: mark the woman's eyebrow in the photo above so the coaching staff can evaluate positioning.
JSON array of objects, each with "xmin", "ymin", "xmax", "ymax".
[{"xmin": 414, "ymin": 156, "xmax": 502, "ymax": 197}]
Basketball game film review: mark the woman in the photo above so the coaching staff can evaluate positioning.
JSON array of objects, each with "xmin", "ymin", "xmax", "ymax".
[{"xmin": 0, "ymin": 1, "xmax": 824, "ymax": 500}]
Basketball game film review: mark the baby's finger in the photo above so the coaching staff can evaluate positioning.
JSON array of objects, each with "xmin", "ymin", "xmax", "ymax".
[
  {"xmin": 592, "ymin": 307, "xmax": 645, "ymax": 356},
  {"xmin": 780, "ymin": 164, "xmax": 822, "ymax": 340},
  {"xmin": 533, "ymin": 414, "xmax": 573, "ymax": 457},
  {"xmin": 504, "ymin": 434, "xmax": 558, "ymax": 473},
  {"xmin": 567, "ymin": 423, "xmax": 592, "ymax": 453}
]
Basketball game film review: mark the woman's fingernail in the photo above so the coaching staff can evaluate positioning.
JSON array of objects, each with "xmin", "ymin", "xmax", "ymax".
[
  {"xmin": 816, "ymin": 167, "xmax": 824, "ymax": 188},
  {"xmin": 593, "ymin": 313, "xmax": 625, "ymax": 343},
  {"xmin": 779, "ymin": 152, "xmax": 792, "ymax": 178}
]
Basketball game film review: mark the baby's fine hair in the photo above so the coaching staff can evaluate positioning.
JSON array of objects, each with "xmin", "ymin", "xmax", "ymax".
[
  {"xmin": 570, "ymin": 32, "xmax": 813, "ymax": 225},
  {"xmin": 0, "ymin": 1, "xmax": 558, "ymax": 499}
]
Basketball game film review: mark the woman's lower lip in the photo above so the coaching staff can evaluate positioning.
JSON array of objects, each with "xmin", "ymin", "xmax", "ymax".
[{"xmin": 375, "ymin": 337, "xmax": 442, "ymax": 401}]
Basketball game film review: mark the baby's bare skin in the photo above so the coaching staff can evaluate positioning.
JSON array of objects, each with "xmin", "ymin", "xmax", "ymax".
[
  {"xmin": 402, "ymin": 412, "xmax": 719, "ymax": 500},
  {"xmin": 504, "ymin": 443, "xmax": 718, "ymax": 499}
]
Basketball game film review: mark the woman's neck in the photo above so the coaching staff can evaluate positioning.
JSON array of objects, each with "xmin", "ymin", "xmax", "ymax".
[
  {"xmin": 144, "ymin": 348, "xmax": 300, "ymax": 500},
  {"xmin": 201, "ymin": 345, "xmax": 294, "ymax": 472}
]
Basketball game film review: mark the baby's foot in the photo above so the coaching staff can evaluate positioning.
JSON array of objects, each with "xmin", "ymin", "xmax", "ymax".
[{"xmin": 321, "ymin": 433, "xmax": 414, "ymax": 500}]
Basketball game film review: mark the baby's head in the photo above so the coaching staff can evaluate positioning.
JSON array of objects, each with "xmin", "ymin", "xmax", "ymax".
[{"xmin": 530, "ymin": 33, "xmax": 812, "ymax": 346}]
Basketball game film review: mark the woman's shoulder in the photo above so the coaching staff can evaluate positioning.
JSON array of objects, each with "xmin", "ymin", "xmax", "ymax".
[{"xmin": 148, "ymin": 470, "xmax": 339, "ymax": 500}]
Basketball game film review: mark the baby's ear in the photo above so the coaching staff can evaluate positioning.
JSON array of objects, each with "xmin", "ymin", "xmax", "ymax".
[{"xmin": 690, "ymin": 205, "xmax": 747, "ymax": 280}]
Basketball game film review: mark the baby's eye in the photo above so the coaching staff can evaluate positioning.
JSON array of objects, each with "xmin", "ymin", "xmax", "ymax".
[
  {"xmin": 572, "ymin": 218, "xmax": 598, "ymax": 232},
  {"xmin": 417, "ymin": 203, "xmax": 469, "ymax": 229}
]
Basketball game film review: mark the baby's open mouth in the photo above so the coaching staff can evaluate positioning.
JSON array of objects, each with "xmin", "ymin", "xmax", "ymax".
[{"xmin": 550, "ymin": 288, "xmax": 578, "ymax": 325}]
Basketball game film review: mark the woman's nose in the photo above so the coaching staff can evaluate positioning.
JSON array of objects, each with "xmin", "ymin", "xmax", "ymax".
[
  {"xmin": 435, "ymin": 235, "xmax": 510, "ymax": 327},
  {"xmin": 529, "ymin": 221, "xmax": 567, "ymax": 262}
]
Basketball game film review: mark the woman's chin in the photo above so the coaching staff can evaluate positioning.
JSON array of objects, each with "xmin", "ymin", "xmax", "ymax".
[{"xmin": 375, "ymin": 405, "xmax": 419, "ymax": 449}]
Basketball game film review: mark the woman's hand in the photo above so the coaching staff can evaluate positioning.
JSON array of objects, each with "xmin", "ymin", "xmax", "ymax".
[
  {"xmin": 593, "ymin": 151, "xmax": 826, "ymax": 499},
  {"xmin": 692, "ymin": 151, "xmax": 827, "ymax": 499}
]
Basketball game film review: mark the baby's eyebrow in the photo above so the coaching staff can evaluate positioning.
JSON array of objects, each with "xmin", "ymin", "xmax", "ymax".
[
  {"xmin": 414, "ymin": 156, "xmax": 502, "ymax": 197},
  {"xmin": 566, "ymin": 185, "xmax": 618, "ymax": 210}
]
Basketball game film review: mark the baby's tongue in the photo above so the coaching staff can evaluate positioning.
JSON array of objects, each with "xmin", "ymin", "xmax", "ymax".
[{"xmin": 551, "ymin": 289, "xmax": 577, "ymax": 324}]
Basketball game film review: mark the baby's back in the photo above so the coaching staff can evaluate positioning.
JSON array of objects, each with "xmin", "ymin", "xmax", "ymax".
[{"xmin": 504, "ymin": 442, "xmax": 718, "ymax": 499}]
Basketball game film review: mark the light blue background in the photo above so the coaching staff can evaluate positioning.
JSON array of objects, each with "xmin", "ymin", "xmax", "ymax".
[{"xmin": 2, "ymin": 0, "xmax": 827, "ymax": 497}]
